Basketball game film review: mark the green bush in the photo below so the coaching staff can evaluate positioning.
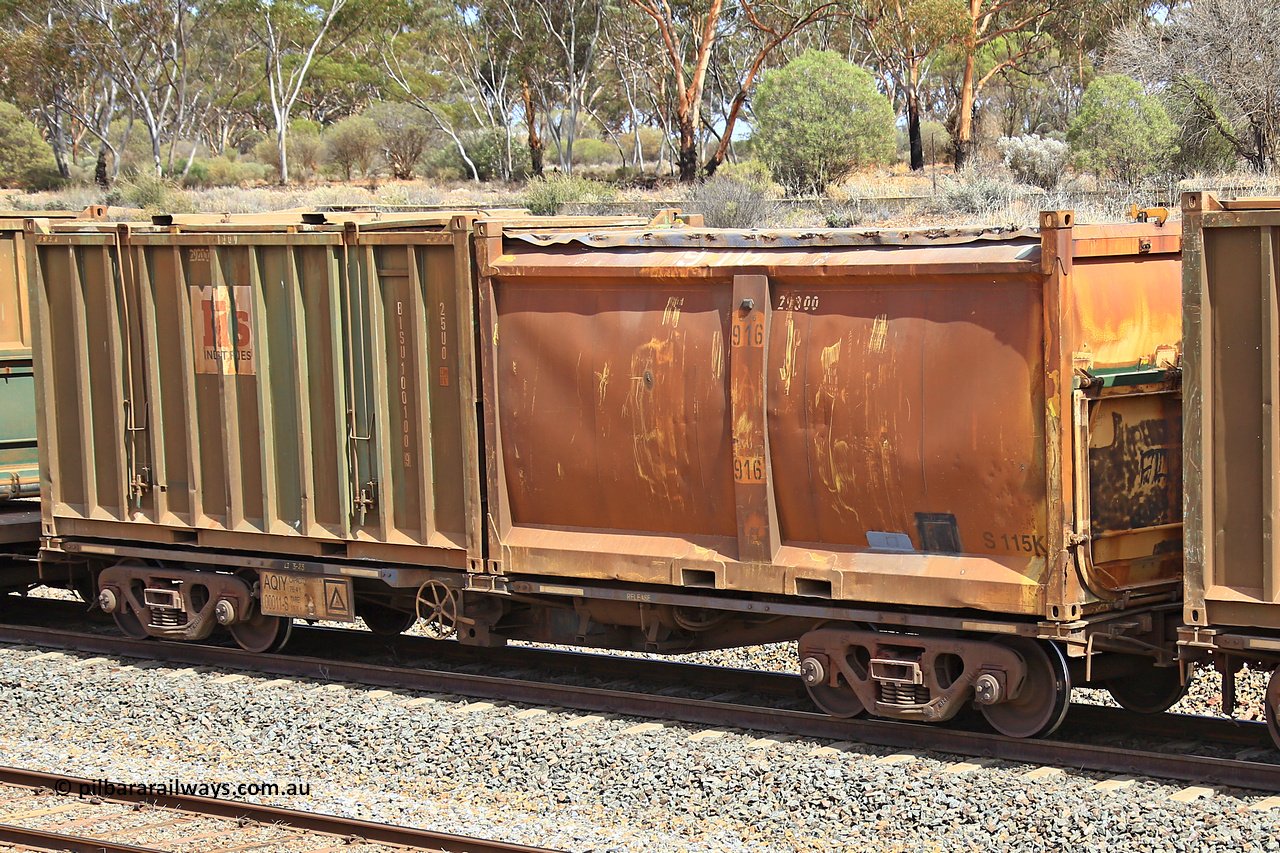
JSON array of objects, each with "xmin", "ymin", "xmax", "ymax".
[
  {"xmin": 752, "ymin": 50, "xmax": 895, "ymax": 193},
  {"xmin": 113, "ymin": 173, "xmax": 195, "ymax": 213},
  {"xmin": 365, "ymin": 102, "xmax": 431, "ymax": 180},
  {"xmin": 521, "ymin": 173, "xmax": 617, "ymax": 215},
  {"xmin": 0, "ymin": 102, "xmax": 59, "ymax": 190},
  {"xmin": 325, "ymin": 116, "xmax": 382, "ymax": 181},
  {"xmin": 714, "ymin": 158, "xmax": 777, "ymax": 188},
  {"xmin": 572, "ymin": 138, "xmax": 616, "ymax": 168},
  {"xmin": 202, "ymin": 156, "xmax": 268, "ymax": 187},
  {"xmin": 253, "ymin": 119, "xmax": 324, "ymax": 182},
  {"xmin": 1166, "ymin": 84, "xmax": 1238, "ymax": 175},
  {"xmin": 684, "ymin": 173, "xmax": 783, "ymax": 228},
  {"xmin": 1067, "ymin": 75, "xmax": 1176, "ymax": 184}
]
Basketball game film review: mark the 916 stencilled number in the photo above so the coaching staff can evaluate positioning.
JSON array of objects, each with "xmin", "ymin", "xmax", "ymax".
[
  {"xmin": 734, "ymin": 455, "xmax": 765, "ymax": 483},
  {"xmin": 731, "ymin": 316, "xmax": 764, "ymax": 347}
]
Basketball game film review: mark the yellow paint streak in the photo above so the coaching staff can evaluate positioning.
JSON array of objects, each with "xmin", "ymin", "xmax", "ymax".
[
  {"xmin": 595, "ymin": 361, "xmax": 611, "ymax": 406},
  {"xmin": 624, "ymin": 330, "xmax": 687, "ymax": 512},
  {"xmin": 869, "ymin": 313, "xmax": 888, "ymax": 353},
  {"xmin": 711, "ymin": 330, "xmax": 724, "ymax": 381},
  {"xmin": 661, "ymin": 296, "xmax": 684, "ymax": 328},
  {"xmin": 778, "ymin": 315, "xmax": 800, "ymax": 396}
]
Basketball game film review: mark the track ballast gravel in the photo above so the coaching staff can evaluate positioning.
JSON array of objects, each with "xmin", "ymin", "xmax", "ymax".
[{"xmin": 1, "ymin": 642, "xmax": 1279, "ymax": 853}]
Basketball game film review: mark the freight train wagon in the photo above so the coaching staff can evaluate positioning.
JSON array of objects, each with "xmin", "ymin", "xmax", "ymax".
[
  {"xmin": 32, "ymin": 209, "xmax": 1182, "ymax": 740},
  {"xmin": 1180, "ymin": 192, "xmax": 1280, "ymax": 748},
  {"xmin": 0, "ymin": 207, "xmax": 105, "ymax": 594}
]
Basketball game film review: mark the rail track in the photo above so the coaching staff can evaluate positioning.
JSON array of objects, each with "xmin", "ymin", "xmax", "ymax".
[
  {"xmin": 0, "ymin": 765, "xmax": 562, "ymax": 853},
  {"xmin": 1, "ymin": 597, "xmax": 1277, "ymax": 795}
]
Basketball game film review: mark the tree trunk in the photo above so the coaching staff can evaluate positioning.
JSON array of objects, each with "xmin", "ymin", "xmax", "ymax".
[
  {"xmin": 677, "ymin": 116, "xmax": 697, "ymax": 183},
  {"xmin": 908, "ymin": 94, "xmax": 924, "ymax": 171},
  {"xmin": 953, "ymin": 50, "xmax": 976, "ymax": 170},
  {"xmin": 94, "ymin": 145, "xmax": 110, "ymax": 188},
  {"xmin": 523, "ymin": 81, "xmax": 543, "ymax": 177},
  {"xmin": 277, "ymin": 122, "xmax": 289, "ymax": 185}
]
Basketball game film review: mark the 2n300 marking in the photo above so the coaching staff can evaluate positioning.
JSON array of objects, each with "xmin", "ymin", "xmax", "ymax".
[{"xmin": 777, "ymin": 293, "xmax": 819, "ymax": 312}]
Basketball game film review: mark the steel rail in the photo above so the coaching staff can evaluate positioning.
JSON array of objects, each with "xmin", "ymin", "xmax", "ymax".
[
  {"xmin": 0, "ymin": 822, "xmax": 167, "ymax": 853},
  {"xmin": 0, "ymin": 598, "xmax": 1268, "ymax": 747},
  {"xmin": 0, "ymin": 621, "xmax": 1277, "ymax": 793},
  {"xmin": 0, "ymin": 766, "xmax": 563, "ymax": 853}
]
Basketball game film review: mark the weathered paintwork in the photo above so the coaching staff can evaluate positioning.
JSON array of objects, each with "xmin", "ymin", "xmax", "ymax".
[
  {"xmin": 31, "ymin": 213, "xmax": 489, "ymax": 568},
  {"xmin": 476, "ymin": 215, "xmax": 1184, "ymax": 620},
  {"xmin": 1182, "ymin": 193, "xmax": 1280, "ymax": 630}
]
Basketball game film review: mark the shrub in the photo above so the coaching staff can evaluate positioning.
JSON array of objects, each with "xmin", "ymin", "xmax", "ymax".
[
  {"xmin": 325, "ymin": 116, "xmax": 381, "ymax": 181},
  {"xmin": 365, "ymin": 102, "xmax": 431, "ymax": 181},
  {"xmin": 0, "ymin": 101, "xmax": 59, "ymax": 190},
  {"xmin": 253, "ymin": 119, "xmax": 324, "ymax": 182},
  {"xmin": 684, "ymin": 173, "xmax": 784, "ymax": 228},
  {"xmin": 1067, "ymin": 75, "xmax": 1176, "ymax": 184},
  {"xmin": 1166, "ymin": 84, "xmax": 1238, "ymax": 175},
  {"xmin": 521, "ymin": 173, "xmax": 617, "ymax": 215},
  {"xmin": 929, "ymin": 170, "xmax": 1018, "ymax": 216},
  {"xmin": 752, "ymin": 50, "xmax": 895, "ymax": 193},
  {"xmin": 571, "ymin": 138, "xmax": 617, "ymax": 169},
  {"xmin": 203, "ymin": 156, "xmax": 268, "ymax": 187},
  {"xmin": 624, "ymin": 127, "xmax": 664, "ymax": 162},
  {"xmin": 113, "ymin": 173, "xmax": 195, "ymax": 213},
  {"xmin": 464, "ymin": 129, "xmax": 514, "ymax": 181},
  {"xmin": 998, "ymin": 134, "xmax": 1070, "ymax": 189}
]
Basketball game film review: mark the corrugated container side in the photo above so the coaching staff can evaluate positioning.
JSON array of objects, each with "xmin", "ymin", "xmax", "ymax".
[{"xmin": 31, "ymin": 217, "xmax": 482, "ymax": 568}]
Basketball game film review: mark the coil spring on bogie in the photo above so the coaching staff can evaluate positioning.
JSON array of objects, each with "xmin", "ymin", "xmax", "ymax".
[
  {"xmin": 880, "ymin": 682, "xmax": 929, "ymax": 706},
  {"xmin": 150, "ymin": 609, "xmax": 184, "ymax": 628}
]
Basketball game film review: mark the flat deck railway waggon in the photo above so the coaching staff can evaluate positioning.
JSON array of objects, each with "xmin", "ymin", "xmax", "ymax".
[{"xmin": 30, "ymin": 208, "xmax": 1186, "ymax": 740}]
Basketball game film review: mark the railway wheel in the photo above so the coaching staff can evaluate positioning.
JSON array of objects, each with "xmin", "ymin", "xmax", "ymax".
[
  {"xmin": 979, "ymin": 638, "xmax": 1071, "ymax": 738},
  {"xmin": 1105, "ymin": 661, "xmax": 1187, "ymax": 714},
  {"xmin": 805, "ymin": 682, "xmax": 867, "ymax": 718},
  {"xmin": 229, "ymin": 610, "xmax": 293, "ymax": 653},
  {"xmin": 111, "ymin": 606, "xmax": 151, "ymax": 640},
  {"xmin": 1266, "ymin": 668, "xmax": 1280, "ymax": 750},
  {"xmin": 415, "ymin": 581, "xmax": 458, "ymax": 639},
  {"xmin": 359, "ymin": 601, "xmax": 416, "ymax": 636}
]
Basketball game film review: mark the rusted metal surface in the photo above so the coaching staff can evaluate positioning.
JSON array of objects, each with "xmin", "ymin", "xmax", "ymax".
[
  {"xmin": 477, "ymin": 216, "xmax": 1183, "ymax": 621},
  {"xmin": 1182, "ymin": 192, "xmax": 1280, "ymax": 631}
]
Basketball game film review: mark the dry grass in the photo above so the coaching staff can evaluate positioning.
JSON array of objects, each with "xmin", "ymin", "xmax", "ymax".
[{"xmin": 4, "ymin": 167, "xmax": 1280, "ymax": 229}]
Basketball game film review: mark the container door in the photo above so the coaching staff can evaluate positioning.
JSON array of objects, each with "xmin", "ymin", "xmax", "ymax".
[{"xmin": 1075, "ymin": 373, "xmax": 1183, "ymax": 597}]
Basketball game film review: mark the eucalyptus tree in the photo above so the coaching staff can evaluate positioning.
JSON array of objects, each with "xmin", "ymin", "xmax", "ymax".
[
  {"xmin": 384, "ymin": 0, "xmax": 518, "ymax": 181},
  {"xmin": 857, "ymin": 0, "xmax": 965, "ymax": 171},
  {"xmin": 1111, "ymin": 0, "xmax": 1280, "ymax": 171}
]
